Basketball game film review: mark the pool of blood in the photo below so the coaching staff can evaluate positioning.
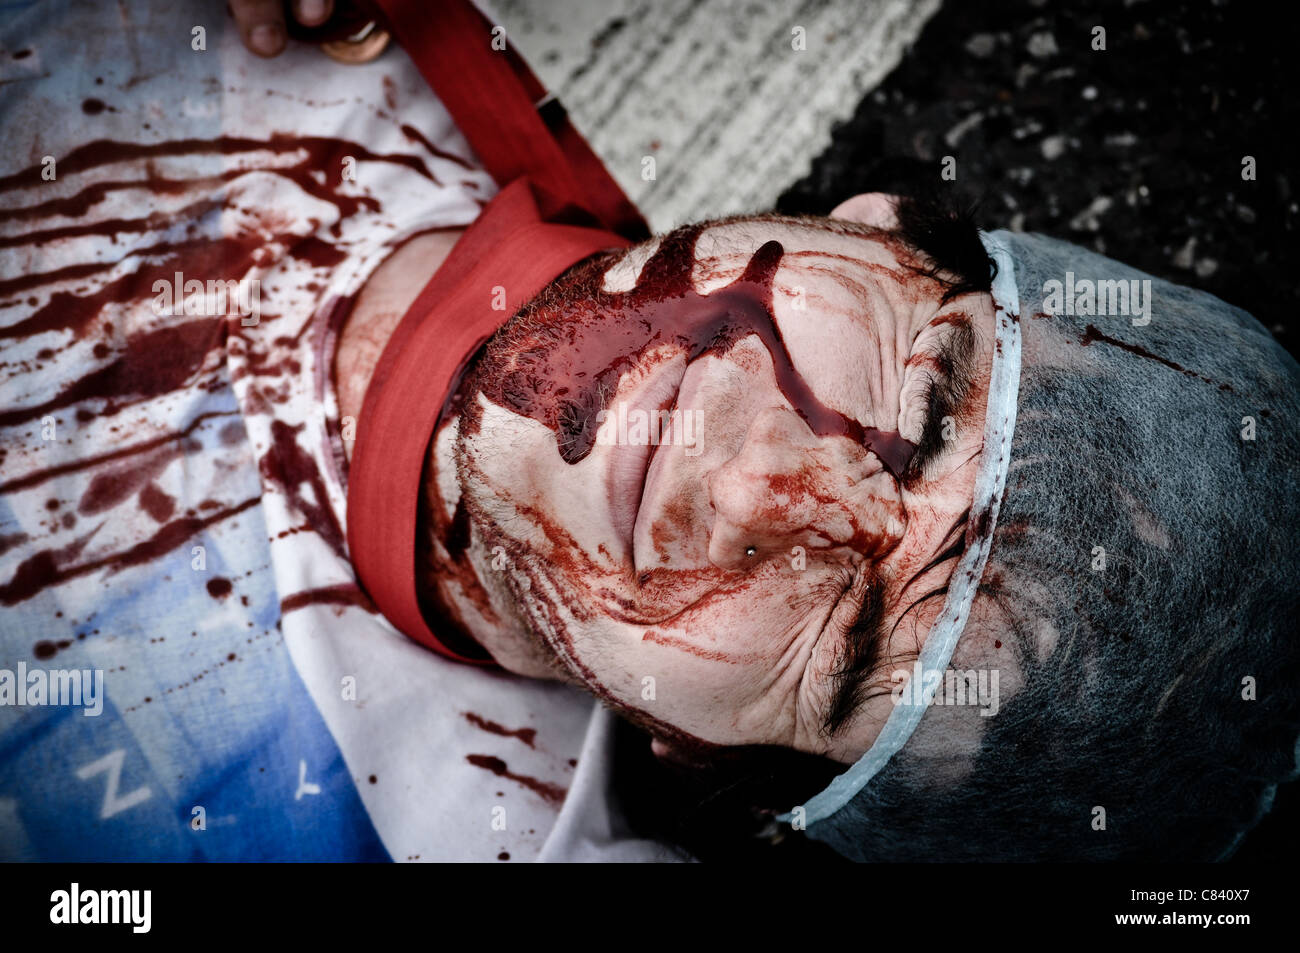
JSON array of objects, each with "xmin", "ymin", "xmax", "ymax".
[{"xmin": 477, "ymin": 223, "xmax": 917, "ymax": 478}]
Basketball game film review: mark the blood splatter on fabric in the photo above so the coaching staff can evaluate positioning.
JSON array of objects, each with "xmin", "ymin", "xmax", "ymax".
[
  {"xmin": 0, "ymin": 15, "xmax": 614, "ymax": 862},
  {"xmin": 0, "ymin": 123, "xmax": 472, "ymax": 621}
]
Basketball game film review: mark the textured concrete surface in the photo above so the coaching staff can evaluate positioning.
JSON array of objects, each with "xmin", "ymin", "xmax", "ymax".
[{"xmin": 492, "ymin": 0, "xmax": 941, "ymax": 232}]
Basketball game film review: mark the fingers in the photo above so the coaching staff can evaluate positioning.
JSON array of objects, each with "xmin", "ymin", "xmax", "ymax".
[
  {"xmin": 230, "ymin": 0, "xmax": 287, "ymax": 57},
  {"xmin": 231, "ymin": 0, "xmax": 339, "ymax": 58},
  {"xmin": 292, "ymin": 0, "xmax": 334, "ymax": 28}
]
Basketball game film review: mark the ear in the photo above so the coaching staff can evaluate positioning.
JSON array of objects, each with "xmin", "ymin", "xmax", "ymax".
[
  {"xmin": 829, "ymin": 192, "xmax": 902, "ymax": 230},
  {"xmin": 650, "ymin": 735, "xmax": 701, "ymax": 767},
  {"xmin": 650, "ymin": 736, "xmax": 676, "ymax": 761}
]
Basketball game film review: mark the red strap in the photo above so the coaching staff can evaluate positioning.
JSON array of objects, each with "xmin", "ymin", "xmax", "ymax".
[
  {"xmin": 349, "ymin": 185, "xmax": 632, "ymax": 661},
  {"xmin": 374, "ymin": 0, "xmax": 646, "ymax": 239},
  {"xmin": 347, "ymin": 0, "xmax": 647, "ymax": 663}
]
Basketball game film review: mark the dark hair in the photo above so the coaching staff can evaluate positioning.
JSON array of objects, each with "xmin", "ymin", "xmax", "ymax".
[
  {"xmin": 777, "ymin": 156, "xmax": 997, "ymax": 304},
  {"xmin": 893, "ymin": 188, "xmax": 998, "ymax": 303}
]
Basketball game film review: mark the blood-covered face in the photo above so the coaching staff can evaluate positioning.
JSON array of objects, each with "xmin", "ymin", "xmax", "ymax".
[{"xmin": 425, "ymin": 202, "xmax": 997, "ymax": 764}]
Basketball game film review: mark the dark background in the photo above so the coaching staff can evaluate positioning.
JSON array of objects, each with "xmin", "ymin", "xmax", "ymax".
[
  {"xmin": 778, "ymin": 0, "xmax": 1298, "ymax": 361},
  {"xmin": 620, "ymin": 0, "xmax": 1299, "ymax": 862}
]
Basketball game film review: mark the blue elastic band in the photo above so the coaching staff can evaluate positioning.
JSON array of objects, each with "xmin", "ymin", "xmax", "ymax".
[{"xmin": 781, "ymin": 231, "xmax": 1022, "ymax": 828}]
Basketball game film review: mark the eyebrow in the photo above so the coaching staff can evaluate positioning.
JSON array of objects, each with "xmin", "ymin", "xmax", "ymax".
[
  {"xmin": 822, "ymin": 574, "xmax": 890, "ymax": 737},
  {"xmin": 821, "ymin": 522, "xmax": 969, "ymax": 738},
  {"xmin": 904, "ymin": 315, "xmax": 977, "ymax": 485}
]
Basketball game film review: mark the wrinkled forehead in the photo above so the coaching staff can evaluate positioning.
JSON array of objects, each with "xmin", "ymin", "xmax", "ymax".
[{"xmin": 598, "ymin": 215, "xmax": 917, "ymax": 294}]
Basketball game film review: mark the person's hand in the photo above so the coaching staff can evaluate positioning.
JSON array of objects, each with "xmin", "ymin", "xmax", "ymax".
[{"xmin": 230, "ymin": 0, "xmax": 335, "ymax": 58}]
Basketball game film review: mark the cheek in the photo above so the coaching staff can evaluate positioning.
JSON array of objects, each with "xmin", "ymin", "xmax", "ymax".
[
  {"xmin": 577, "ymin": 571, "xmax": 831, "ymax": 712},
  {"xmin": 580, "ymin": 631, "xmax": 779, "ymax": 745},
  {"xmin": 463, "ymin": 401, "xmax": 625, "ymax": 567}
]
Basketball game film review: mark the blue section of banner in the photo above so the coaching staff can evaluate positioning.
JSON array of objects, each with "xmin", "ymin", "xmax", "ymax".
[{"xmin": 0, "ymin": 394, "xmax": 389, "ymax": 862}]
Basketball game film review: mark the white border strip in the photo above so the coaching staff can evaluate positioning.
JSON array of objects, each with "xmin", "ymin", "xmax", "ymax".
[{"xmin": 786, "ymin": 232, "xmax": 1022, "ymax": 827}]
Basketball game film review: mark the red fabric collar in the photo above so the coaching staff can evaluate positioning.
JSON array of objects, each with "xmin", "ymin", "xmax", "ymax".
[{"xmin": 346, "ymin": 0, "xmax": 648, "ymax": 663}]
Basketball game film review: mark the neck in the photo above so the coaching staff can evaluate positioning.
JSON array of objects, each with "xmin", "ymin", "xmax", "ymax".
[
  {"xmin": 334, "ymin": 226, "xmax": 573, "ymax": 677},
  {"xmin": 335, "ymin": 228, "xmax": 467, "ymax": 448}
]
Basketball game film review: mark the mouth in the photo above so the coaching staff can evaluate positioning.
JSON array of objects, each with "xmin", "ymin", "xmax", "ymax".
[{"xmin": 603, "ymin": 358, "xmax": 686, "ymax": 560}]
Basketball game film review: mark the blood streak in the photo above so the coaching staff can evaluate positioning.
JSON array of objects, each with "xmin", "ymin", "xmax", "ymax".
[
  {"xmin": 138, "ymin": 482, "xmax": 176, "ymax": 523},
  {"xmin": 399, "ymin": 124, "xmax": 474, "ymax": 172},
  {"xmin": 641, "ymin": 628, "xmax": 737, "ymax": 663},
  {"xmin": 0, "ymin": 134, "xmax": 436, "ymax": 200},
  {"xmin": 259, "ymin": 420, "xmax": 346, "ymax": 556},
  {"xmin": 290, "ymin": 236, "xmax": 348, "ymax": 269},
  {"xmin": 478, "ymin": 225, "xmax": 917, "ymax": 477},
  {"xmin": 1, "ymin": 234, "xmax": 263, "ymax": 344},
  {"xmin": 0, "ymin": 317, "xmax": 225, "ymax": 429},
  {"xmin": 463, "ymin": 711, "xmax": 538, "ymax": 748},
  {"xmin": 34, "ymin": 639, "xmax": 72, "ymax": 660},
  {"xmin": 0, "ymin": 409, "xmax": 236, "ymax": 496},
  {"xmin": 77, "ymin": 440, "xmax": 188, "ymax": 516},
  {"xmin": 0, "ymin": 173, "xmax": 232, "ymax": 226},
  {"xmin": 1079, "ymin": 323, "xmax": 1232, "ymax": 392},
  {"xmin": 0, "ymin": 134, "xmax": 420, "ymax": 355},
  {"xmin": 0, "ymin": 196, "xmax": 221, "ymax": 250},
  {"xmin": 761, "ymin": 468, "xmax": 904, "ymax": 558},
  {"xmin": 464, "ymin": 754, "xmax": 566, "ymax": 805},
  {"xmin": 0, "ymin": 498, "xmax": 258, "ymax": 606},
  {"xmin": 279, "ymin": 583, "xmax": 374, "ymax": 615},
  {"xmin": 0, "ymin": 533, "xmax": 30, "ymax": 557},
  {"xmin": 0, "ymin": 132, "xmax": 403, "ymax": 620}
]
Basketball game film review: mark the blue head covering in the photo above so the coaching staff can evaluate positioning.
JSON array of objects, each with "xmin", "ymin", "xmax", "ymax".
[{"xmin": 794, "ymin": 230, "xmax": 1300, "ymax": 861}]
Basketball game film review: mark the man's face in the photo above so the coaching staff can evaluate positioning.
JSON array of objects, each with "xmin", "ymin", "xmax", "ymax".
[{"xmin": 445, "ymin": 206, "xmax": 996, "ymax": 763}]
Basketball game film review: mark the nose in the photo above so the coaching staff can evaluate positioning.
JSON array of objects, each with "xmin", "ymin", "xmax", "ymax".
[{"xmin": 706, "ymin": 406, "xmax": 906, "ymax": 569}]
